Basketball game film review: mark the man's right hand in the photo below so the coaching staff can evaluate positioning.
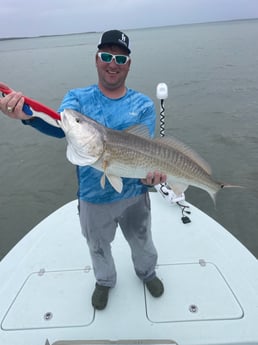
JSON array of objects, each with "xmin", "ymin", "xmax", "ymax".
[{"xmin": 0, "ymin": 83, "xmax": 31, "ymax": 120}]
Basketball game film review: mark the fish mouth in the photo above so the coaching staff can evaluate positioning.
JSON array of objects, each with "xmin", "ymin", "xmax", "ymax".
[
  {"xmin": 60, "ymin": 110, "xmax": 83, "ymax": 133},
  {"xmin": 60, "ymin": 110, "xmax": 76, "ymax": 128},
  {"xmin": 59, "ymin": 112, "xmax": 68, "ymax": 132}
]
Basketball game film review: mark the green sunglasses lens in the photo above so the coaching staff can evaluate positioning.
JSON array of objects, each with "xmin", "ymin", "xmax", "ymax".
[
  {"xmin": 100, "ymin": 53, "xmax": 113, "ymax": 62},
  {"xmin": 115, "ymin": 55, "xmax": 127, "ymax": 64}
]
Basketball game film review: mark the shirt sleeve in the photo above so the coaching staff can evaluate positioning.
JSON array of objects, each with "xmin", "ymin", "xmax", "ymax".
[
  {"xmin": 21, "ymin": 89, "xmax": 82, "ymax": 138},
  {"xmin": 22, "ymin": 118, "xmax": 65, "ymax": 138}
]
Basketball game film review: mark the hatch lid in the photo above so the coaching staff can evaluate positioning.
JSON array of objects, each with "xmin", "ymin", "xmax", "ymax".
[
  {"xmin": 2, "ymin": 268, "xmax": 94, "ymax": 330},
  {"xmin": 145, "ymin": 262, "xmax": 243, "ymax": 323}
]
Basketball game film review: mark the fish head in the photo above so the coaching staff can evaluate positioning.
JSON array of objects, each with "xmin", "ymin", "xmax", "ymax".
[{"xmin": 60, "ymin": 109, "xmax": 104, "ymax": 166}]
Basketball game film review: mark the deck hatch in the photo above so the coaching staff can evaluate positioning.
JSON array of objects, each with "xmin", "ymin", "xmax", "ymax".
[
  {"xmin": 145, "ymin": 262, "xmax": 243, "ymax": 323},
  {"xmin": 2, "ymin": 269, "xmax": 95, "ymax": 330}
]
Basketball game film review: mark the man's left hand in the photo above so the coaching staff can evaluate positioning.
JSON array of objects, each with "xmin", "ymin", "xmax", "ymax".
[{"xmin": 141, "ymin": 171, "xmax": 167, "ymax": 186}]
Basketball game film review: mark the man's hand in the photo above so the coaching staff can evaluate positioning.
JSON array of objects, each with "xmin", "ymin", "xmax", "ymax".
[
  {"xmin": 141, "ymin": 171, "xmax": 167, "ymax": 186},
  {"xmin": 0, "ymin": 83, "xmax": 31, "ymax": 120}
]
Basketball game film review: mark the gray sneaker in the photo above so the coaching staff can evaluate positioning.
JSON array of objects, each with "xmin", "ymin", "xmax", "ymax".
[
  {"xmin": 146, "ymin": 277, "xmax": 164, "ymax": 297},
  {"xmin": 92, "ymin": 283, "xmax": 110, "ymax": 310}
]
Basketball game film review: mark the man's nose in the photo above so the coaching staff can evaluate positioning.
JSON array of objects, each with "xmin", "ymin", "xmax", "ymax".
[{"xmin": 109, "ymin": 58, "xmax": 117, "ymax": 66}]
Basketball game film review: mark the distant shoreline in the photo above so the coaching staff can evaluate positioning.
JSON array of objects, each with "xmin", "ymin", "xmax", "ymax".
[
  {"xmin": 0, "ymin": 18, "xmax": 257, "ymax": 41},
  {"xmin": 0, "ymin": 31, "xmax": 97, "ymax": 41}
]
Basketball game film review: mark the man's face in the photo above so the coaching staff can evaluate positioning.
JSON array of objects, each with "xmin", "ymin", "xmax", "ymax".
[{"xmin": 96, "ymin": 45, "xmax": 131, "ymax": 91}]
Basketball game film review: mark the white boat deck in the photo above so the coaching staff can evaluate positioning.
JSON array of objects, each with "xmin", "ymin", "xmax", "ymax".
[{"xmin": 0, "ymin": 192, "xmax": 258, "ymax": 345}]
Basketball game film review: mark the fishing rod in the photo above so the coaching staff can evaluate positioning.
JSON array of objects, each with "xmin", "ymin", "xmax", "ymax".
[{"xmin": 154, "ymin": 83, "xmax": 190, "ymax": 222}]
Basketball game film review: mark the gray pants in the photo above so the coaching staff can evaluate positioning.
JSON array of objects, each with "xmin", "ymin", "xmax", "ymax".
[{"xmin": 79, "ymin": 192, "xmax": 158, "ymax": 287}]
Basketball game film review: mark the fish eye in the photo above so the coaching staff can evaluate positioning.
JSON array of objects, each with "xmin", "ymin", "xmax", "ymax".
[{"xmin": 75, "ymin": 118, "xmax": 80, "ymax": 123}]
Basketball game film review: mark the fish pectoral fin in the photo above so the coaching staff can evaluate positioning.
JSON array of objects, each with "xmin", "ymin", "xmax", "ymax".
[
  {"xmin": 100, "ymin": 158, "xmax": 110, "ymax": 189},
  {"xmin": 102, "ymin": 158, "xmax": 110, "ymax": 173},
  {"xmin": 168, "ymin": 183, "xmax": 189, "ymax": 196},
  {"xmin": 100, "ymin": 173, "xmax": 123, "ymax": 193},
  {"xmin": 106, "ymin": 174, "xmax": 123, "ymax": 193},
  {"xmin": 100, "ymin": 174, "xmax": 106, "ymax": 189}
]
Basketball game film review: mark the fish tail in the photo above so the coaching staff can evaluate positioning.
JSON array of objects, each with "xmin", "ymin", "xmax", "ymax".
[
  {"xmin": 209, "ymin": 183, "xmax": 243, "ymax": 207},
  {"xmin": 208, "ymin": 190, "xmax": 217, "ymax": 207}
]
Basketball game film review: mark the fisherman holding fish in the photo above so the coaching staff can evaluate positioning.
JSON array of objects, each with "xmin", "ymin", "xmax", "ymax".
[{"xmin": 0, "ymin": 30, "xmax": 167, "ymax": 310}]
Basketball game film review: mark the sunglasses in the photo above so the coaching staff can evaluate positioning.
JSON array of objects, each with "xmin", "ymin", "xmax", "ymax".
[{"xmin": 97, "ymin": 52, "xmax": 130, "ymax": 65}]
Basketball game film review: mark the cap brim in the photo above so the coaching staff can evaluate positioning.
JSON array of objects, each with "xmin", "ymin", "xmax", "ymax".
[{"xmin": 97, "ymin": 43, "xmax": 131, "ymax": 54}]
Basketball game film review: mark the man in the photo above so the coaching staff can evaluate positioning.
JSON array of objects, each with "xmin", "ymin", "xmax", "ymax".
[{"xmin": 0, "ymin": 30, "xmax": 166, "ymax": 310}]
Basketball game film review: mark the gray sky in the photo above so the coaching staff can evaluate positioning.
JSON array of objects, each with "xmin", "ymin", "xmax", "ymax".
[{"xmin": 0, "ymin": 0, "xmax": 258, "ymax": 38}]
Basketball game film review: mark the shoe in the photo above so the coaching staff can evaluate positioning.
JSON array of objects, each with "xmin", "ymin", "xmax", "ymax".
[
  {"xmin": 91, "ymin": 283, "xmax": 110, "ymax": 310},
  {"xmin": 145, "ymin": 277, "xmax": 164, "ymax": 297}
]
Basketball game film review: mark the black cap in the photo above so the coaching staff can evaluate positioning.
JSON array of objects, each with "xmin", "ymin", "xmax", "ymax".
[{"xmin": 98, "ymin": 30, "xmax": 131, "ymax": 54}]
